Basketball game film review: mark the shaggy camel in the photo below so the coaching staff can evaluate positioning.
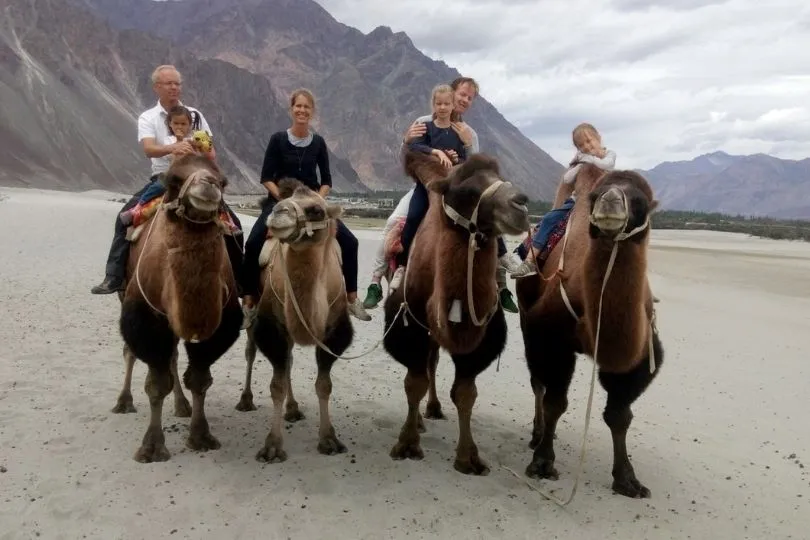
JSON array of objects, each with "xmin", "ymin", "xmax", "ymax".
[
  {"xmin": 514, "ymin": 163, "xmax": 664, "ymax": 498},
  {"xmin": 119, "ymin": 154, "xmax": 243, "ymax": 463},
  {"xmin": 241, "ymin": 179, "xmax": 354, "ymax": 463},
  {"xmin": 382, "ymin": 151, "xmax": 530, "ymax": 475}
]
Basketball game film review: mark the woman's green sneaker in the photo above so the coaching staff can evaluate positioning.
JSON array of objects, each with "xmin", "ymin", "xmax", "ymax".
[{"xmin": 362, "ymin": 283, "xmax": 383, "ymax": 309}]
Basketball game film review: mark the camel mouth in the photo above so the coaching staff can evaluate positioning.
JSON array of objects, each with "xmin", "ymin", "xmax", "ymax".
[
  {"xmin": 186, "ymin": 181, "xmax": 222, "ymax": 212},
  {"xmin": 495, "ymin": 207, "xmax": 531, "ymax": 236},
  {"xmin": 590, "ymin": 212, "xmax": 628, "ymax": 232}
]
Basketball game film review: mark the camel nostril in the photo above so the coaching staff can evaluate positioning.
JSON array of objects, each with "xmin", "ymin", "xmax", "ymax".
[{"xmin": 512, "ymin": 193, "xmax": 529, "ymax": 206}]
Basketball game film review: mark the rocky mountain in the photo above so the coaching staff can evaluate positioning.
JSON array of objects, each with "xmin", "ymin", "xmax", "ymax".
[
  {"xmin": 640, "ymin": 151, "xmax": 810, "ymax": 219},
  {"xmin": 74, "ymin": 0, "xmax": 566, "ymax": 198},
  {"xmin": 0, "ymin": 0, "xmax": 369, "ymax": 194}
]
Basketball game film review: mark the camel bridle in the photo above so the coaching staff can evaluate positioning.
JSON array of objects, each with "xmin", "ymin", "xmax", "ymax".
[
  {"xmin": 162, "ymin": 169, "xmax": 225, "ymax": 226},
  {"xmin": 272, "ymin": 198, "xmax": 330, "ymax": 244}
]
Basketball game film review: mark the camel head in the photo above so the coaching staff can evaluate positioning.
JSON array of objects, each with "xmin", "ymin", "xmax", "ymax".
[
  {"xmin": 404, "ymin": 150, "xmax": 530, "ymax": 241},
  {"xmin": 266, "ymin": 178, "xmax": 342, "ymax": 248},
  {"xmin": 587, "ymin": 168, "xmax": 659, "ymax": 241},
  {"xmin": 162, "ymin": 154, "xmax": 227, "ymax": 224}
]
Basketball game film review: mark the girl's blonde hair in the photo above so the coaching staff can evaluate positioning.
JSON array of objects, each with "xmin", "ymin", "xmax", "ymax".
[
  {"xmin": 572, "ymin": 122, "xmax": 600, "ymax": 149},
  {"xmin": 290, "ymin": 88, "xmax": 316, "ymax": 110},
  {"xmin": 430, "ymin": 84, "xmax": 459, "ymax": 121}
]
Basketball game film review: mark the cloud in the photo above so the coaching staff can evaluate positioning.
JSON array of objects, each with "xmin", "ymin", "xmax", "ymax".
[{"xmin": 314, "ymin": 0, "xmax": 810, "ymax": 169}]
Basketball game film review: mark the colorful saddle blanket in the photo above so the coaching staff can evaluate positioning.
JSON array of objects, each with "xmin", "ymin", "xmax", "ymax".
[
  {"xmin": 125, "ymin": 195, "xmax": 241, "ymax": 238},
  {"xmin": 520, "ymin": 210, "xmax": 572, "ymax": 261}
]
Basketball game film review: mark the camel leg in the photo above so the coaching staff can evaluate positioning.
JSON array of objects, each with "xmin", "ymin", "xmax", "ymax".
[
  {"xmin": 423, "ymin": 345, "xmax": 445, "ymax": 421},
  {"xmin": 597, "ymin": 332, "xmax": 664, "ymax": 499},
  {"xmin": 528, "ymin": 375, "xmax": 544, "ymax": 449},
  {"xmin": 119, "ymin": 298, "xmax": 177, "ymax": 462},
  {"xmin": 170, "ymin": 346, "xmax": 191, "ymax": 417},
  {"xmin": 314, "ymin": 312, "xmax": 353, "ymax": 455},
  {"xmin": 112, "ymin": 344, "xmax": 137, "ymax": 414},
  {"xmin": 183, "ymin": 302, "xmax": 243, "ymax": 452},
  {"xmin": 134, "ymin": 364, "xmax": 173, "ymax": 463},
  {"xmin": 236, "ymin": 328, "xmax": 259, "ymax": 411},
  {"xmin": 524, "ymin": 349, "xmax": 576, "ymax": 480},
  {"xmin": 448, "ymin": 308, "xmax": 508, "ymax": 476},
  {"xmin": 256, "ymin": 345, "xmax": 291, "ymax": 463},
  {"xmin": 284, "ymin": 355, "xmax": 305, "ymax": 422},
  {"xmin": 390, "ymin": 363, "xmax": 429, "ymax": 460}
]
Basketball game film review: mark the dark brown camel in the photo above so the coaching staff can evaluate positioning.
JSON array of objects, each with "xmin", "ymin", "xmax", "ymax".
[
  {"xmin": 119, "ymin": 154, "xmax": 243, "ymax": 463},
  {"xmin": 515, "ymin": 163, "xmax": 664, "ymax": 498},
  {"xmin": 383, "ymin": 151, "xmax": 530, "ymax": 475},
  {"xmin": 244, "ymin": 179, "xmax": 354, "ymax": 463}
]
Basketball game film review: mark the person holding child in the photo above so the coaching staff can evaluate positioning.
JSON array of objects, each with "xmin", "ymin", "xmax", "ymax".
[
  {"xmin": 510, "ymin": 122, "xmax": 616, "ymax": 278},
  {"xmin": 90, "ymin": 64, "xmax": 243, "ymax": 295},
  {"xmin": 360, "ymin": 76, "xmax": 522, "ymax": 313},
  {"xmin": 119, "ymin": 104, "xmax": 217, "ymax": 226}
]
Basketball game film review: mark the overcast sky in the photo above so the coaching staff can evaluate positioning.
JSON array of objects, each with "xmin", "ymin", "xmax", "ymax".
[{"xmin": 313, "ymin": 0, "xmax": 809, "ymax": 169}]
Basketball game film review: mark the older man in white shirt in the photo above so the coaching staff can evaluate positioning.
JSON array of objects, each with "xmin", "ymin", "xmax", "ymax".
[{"xmin": 90, "ymin": 65, "xmax": 240, "ymax": 294}]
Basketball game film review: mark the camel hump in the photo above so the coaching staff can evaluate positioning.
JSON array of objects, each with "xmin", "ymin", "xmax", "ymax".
[{"xmin": 403, "ymin": 150, "xmax": 448, "ymax": 185}]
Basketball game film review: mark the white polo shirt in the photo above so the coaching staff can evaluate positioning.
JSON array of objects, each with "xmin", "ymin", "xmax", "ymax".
[{"xmin": 137, "ymin": 101, "xmax": 212, "ymax": 176}]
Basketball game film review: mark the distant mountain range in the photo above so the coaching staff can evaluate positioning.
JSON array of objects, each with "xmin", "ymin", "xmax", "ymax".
[
  {"xmin": 0, "ymin": 0, "xmax": 806, "ymax": 218},
  {"xmin": 638, "ymin": 151, "xmax": 810, "ymax": 219}
]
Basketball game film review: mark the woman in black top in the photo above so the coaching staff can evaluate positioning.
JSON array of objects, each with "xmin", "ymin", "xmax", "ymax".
[{"xmin": 241, "ymin": 89, "xmax": 371, "ymax": 323}]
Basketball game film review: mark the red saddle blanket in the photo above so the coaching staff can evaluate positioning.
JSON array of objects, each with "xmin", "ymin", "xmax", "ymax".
[{"xmin": 521, "ymin": 210, "xmax": 571, "ymax": 261}]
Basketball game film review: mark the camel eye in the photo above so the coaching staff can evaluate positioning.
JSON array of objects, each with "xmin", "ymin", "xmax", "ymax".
[{"xmin": 306, "ymin": 207, "xmax": 325, "ymax": 221}]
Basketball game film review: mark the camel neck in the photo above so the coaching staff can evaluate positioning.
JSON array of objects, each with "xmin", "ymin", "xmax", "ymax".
[
  {"xmin": 582, "ymin": 238, "xmax": 650, "ymax": 372},
  {"xmin": 163, "ymin": 221, "xmax": 227, "ymax": 342}
]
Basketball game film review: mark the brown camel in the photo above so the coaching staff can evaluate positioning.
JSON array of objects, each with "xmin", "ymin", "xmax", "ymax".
[
  {"xmin": 119, "ymin": 154, "xmax": 243, "ymax": 463},
  {"xmin": 241, "ymin": 179, "xmax": 354, "ymax": 463},
  {"xmin": 382, "ymin": 151, "xmax": 530, "ymax": 475},
  {"xmin": 514, "ymin": 162, "xmax": 664, "ymax": 498}
]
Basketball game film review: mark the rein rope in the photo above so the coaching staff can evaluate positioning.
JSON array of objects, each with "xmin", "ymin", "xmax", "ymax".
[{"xmin": 502, "ymin": 188, "xmax": 658, "ymax": 507}]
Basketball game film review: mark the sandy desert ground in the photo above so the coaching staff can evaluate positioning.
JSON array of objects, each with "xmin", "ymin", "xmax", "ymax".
[{"xmin": 0, "ymin": 186, "xmax": 809, "ymax": 539}]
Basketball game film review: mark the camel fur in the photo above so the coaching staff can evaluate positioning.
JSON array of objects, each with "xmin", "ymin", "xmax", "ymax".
[
  {"xmin": 514, "ymin": 162, "xmax": 665, "ymax": 498},
  {"xmin": 382, "ymin": 150, "xmax": 530, "ymax": 475},
  {"xmin": 238, "ymin": 179, "xmax": 354, "ymax": 463},
  {"xmin": 118, "ymin": 154, "xmax": 243, "ymax": 463}
]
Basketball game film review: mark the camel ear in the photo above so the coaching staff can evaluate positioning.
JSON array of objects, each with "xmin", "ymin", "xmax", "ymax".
[
  {"xmin": 327, "ymin": 204, "xmax": 343, "ymax": 220},
  {"xmin": 426, "ymin": 178, "xmax": 450, "ymax": 195},
  {"xmin": 649, "ymin": 199, "xmax": 660, "ymax": 213}
]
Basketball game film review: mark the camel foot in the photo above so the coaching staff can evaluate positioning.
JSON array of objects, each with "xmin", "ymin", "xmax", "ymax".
[
  {"xmin": 424, "ymin": 401, "xmax": 446, "ymax": 420},
  {"xmin": 390, "ymin": 439, "xmax": 424, "ymax": 461},
  {"xmin": 284, "ymin": 403, "xmax": 305, "ymax": 423},
  {"xmin": 112, "ymin": 394, "xmax": 136, "ymax": 414},
  {"xmin": 612, "ymin": 474, "xmax": 651, "ymax": 499},
  {"xmin": 235, "ymin": 392, "xmax": 257, "ymax": 412},
  {"xmin": 174, "ymin": 396, "xmax": 192, "ymax": 417},
  {"xmin": 134, "ymin": 427, "xmax": 170, "ymax": 463},
  {"xmin": 317, "ymin": 432, "xmax": 347, "ymax": 456},
  {"xmin": 186, "ymin": 425, "xmax": 221, "ymax": 452},
  {"xmin": 454, "ymin": 453, "xmax": 490, "ymax": 476},
  {"xmin": 525, "ymin": 458, "xmax": 559, "ymax": 480},
  {"xmin": 256, "ymin": 434, "xmax": 287, "ymax": 464}
]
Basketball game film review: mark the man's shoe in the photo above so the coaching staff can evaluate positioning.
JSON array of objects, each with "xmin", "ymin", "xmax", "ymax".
[
  {"xmin": 362, "ymin": 283, "xmax": 383, "ymax": 309},
  {"xmin": 91, "ymin": 275, "xmax": 124, "ymax": 294},
  {"xmin": 500, "ymin": 288, "xmax": 519, "ymax": 313}
]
